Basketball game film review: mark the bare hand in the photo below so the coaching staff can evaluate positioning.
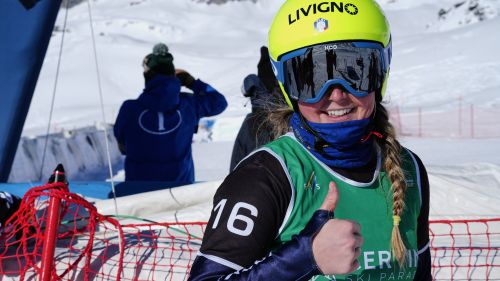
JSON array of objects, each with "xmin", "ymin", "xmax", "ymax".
[{"xmin": 312, "ymin": 182, "xmax": 363, "ymax": 275}]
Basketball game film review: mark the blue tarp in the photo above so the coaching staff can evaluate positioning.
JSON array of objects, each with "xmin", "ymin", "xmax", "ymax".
[
  {"xmin": 0, "ymin": 182, "xmax": 112, "ymax": 199},
  {"xmin": 0, "ymin": 181, "xmax": 186, "ymax": 199},
  {"xmin": 0, "ymin": 0, "xmax": 62, "ymax": 181}
]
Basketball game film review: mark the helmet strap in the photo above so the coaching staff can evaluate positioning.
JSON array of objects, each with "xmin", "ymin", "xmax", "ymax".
[
  {"xmin": 376, "ymin": 83, "xmax": 384, "ymax": 103},
  {"xmin": 372, "ymin": 102, "xmax": 377, "ymax": 120},
  {"xmin": 292, "ymin": 98, "xmax": 330, "ymax": 154},
  {"xmin": 297, "ymin": 112, "xmax": 329, "ymax": 154}
]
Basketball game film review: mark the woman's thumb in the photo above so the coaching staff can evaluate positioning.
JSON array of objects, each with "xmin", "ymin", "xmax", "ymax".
[{"xmin": 319, "ymin": 182, "xmax": 339, "ymax": 212}]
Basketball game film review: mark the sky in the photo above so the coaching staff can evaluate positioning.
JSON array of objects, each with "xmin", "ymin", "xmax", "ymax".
[{"xmin": 7, "ymin": 0, "xmax": 500, "ymax": 220}]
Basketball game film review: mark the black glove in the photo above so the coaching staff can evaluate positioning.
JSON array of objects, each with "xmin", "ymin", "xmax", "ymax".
[{"xmin": 176, "ymin": 69, "xmax": 196, "ymax": 89}]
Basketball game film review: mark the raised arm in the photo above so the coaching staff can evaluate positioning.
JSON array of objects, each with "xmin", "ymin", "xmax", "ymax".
[{"xmin": 189, "ymin": 152, "xmax": 362, "ymax": 280}]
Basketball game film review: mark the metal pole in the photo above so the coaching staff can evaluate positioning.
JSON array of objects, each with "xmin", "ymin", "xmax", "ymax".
[
  {"xmin": 459, "ymin": 96, "xmax": 463, "ymax": 137},
  {"xmin": 470, "ymin": 104, "xmax": 474, "ymax": 138},
  {"xmin": 40, "ymin": 190, "xmax": 61, "ymax": 281},
  {"xmin": 418, "ymin": 107, "xmax": 422, "ymax": 138},
  {"xmin": 395, "ymin": 106, "xmax": 402, "ymax": 135}
]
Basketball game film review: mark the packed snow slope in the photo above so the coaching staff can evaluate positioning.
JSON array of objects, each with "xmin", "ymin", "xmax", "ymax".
[
  {"xmin": 23, "ymin": 0, "xmax": 500, "ymax": 136},
  {"xmin": 8, "ymin": 0, "xmax": 500, "ymax": 220}
]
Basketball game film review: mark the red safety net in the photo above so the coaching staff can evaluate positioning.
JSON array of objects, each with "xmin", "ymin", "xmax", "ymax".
[
  {"xmin": 0, "ymin": 183, "xmax": 205, "ymax": 280},
  {"xmin": 430, "ymin": 218, "xmax": 500, "ymax": 280},
  {"xmin": 1, "ymin": 183, "xmax": 499, "ymax": 280}
]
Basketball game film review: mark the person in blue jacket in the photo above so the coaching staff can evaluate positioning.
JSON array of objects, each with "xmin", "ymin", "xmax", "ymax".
[{"xmin": 114, "ymin": 43, "xmax": 227, "ymax": 185}]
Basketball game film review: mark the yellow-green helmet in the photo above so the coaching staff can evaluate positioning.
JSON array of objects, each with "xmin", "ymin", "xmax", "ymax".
[{"xmin": 268, "ymin": 0, "xmax": 392, "ymax": 109}]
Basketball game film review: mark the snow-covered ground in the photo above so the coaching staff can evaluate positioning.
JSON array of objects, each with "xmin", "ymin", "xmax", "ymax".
[{"xmin": 8, "ymin": 0, "xmax": 500, "ymax": 220}]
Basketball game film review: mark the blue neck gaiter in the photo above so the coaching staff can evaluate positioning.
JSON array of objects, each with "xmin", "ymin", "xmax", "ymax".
[{"xmin": 289, "ymin": 113, "xmax": 375, "ymax": 168}]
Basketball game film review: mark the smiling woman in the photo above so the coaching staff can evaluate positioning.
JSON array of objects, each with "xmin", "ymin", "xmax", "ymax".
[
  {"xmin": 188, "ymin": 0, "xmax": 432, "ymax": 280},
  {"xmin": 298, "ymin": 87, "xmax": 376, "ymax": 123}
]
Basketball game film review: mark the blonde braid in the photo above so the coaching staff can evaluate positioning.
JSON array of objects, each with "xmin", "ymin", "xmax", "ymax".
[
  {"xmin": 263, "ymin": 93, "xmax": 408, "ymax": 265},
  {"xmin": 374, "ymin": 103, "xmax": 408, "ymax": 266}
]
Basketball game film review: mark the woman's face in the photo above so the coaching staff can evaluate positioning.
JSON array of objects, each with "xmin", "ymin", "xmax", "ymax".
[{"xmin": 298, "ymin": 87, "xmax": 376, "ymax": 123}]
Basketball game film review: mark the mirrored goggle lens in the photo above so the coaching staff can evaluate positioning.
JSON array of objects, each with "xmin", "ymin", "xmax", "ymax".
[{"xmin": 282, "ymin": 42, "xmax": 387, "ymax": 103}]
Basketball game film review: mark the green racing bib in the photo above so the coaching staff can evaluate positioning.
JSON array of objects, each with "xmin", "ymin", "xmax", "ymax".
[{"xmin": 263, "ymin": 134, "xmax": 422, "ymax": 281}]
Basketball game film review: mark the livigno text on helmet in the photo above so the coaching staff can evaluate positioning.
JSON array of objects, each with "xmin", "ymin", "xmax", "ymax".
[{"xmin": 288, "ymin": 2, "xmax": 359, "ymax": 25}]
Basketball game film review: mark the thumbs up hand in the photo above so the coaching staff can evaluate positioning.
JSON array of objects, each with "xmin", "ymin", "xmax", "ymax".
[
  {"xmin": 312, "ymin": 182, "xmax": 363, "ymax": 275},
  {"xmin": 319, "ymin": 181, "xmax": 339, "ymax": 212}
]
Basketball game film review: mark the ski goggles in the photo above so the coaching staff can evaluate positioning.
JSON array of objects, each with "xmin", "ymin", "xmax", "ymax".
[{"xmin": 271, "ymin": 41, "xmax": 392, "ymax": 104}]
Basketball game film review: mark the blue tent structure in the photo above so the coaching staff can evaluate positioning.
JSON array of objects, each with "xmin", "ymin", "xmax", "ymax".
[
  {"xmin": 0, "ymin": 0, "xmax": 62, "ymax": 181},
  {"xmin": 0, "ymin": 1, "xmax": 120, "ymax": 198},
  {"xmin": 0, "ymin": 1, "xmax": 188, "ymax": 199}
]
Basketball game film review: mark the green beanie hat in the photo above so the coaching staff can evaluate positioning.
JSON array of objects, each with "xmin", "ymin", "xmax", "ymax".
[{"xmin": 143, "ymin": 43, "xmax": 175, "ymax": 76}]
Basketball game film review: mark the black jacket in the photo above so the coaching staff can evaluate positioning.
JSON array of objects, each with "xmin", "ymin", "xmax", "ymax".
[
  {"xmin": 229, "ymin": 111, "xmax": 272, "ymax": 171},
  {"xmin": 190, "ymin": 148, "xmax": 432, "ymax": 280}
]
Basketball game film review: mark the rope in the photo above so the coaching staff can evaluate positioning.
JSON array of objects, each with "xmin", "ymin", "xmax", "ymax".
[
  {"xmin": 54, "ymin": 213, "xmax": 203, "ymax": 241},
  {"xmin": 106, "ymin": 214, "xmax": 203, "ymax": 240},
  {"xmin": 39, "ymin": 1, "xmax": 70, "ymax": 181},
  {"xmin": 86, "ymin": 0, "xmax": 119, "ymax": 216}
]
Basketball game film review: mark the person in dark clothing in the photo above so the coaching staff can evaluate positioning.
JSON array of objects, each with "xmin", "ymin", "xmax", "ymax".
[
  {"xmin": 256, "ymin": 46, "xmax": 279, "ymax": 93},
  {"xmin": 229, "ymin": 74, "xmax": 272, "ymax": 171},
  {"xmin": 229, "ymin": 46, "xmax": 280, "ymax": 171},
  {"xmin": 0, "ymin": 191, "xmax": 22, "ymax": 233},
  {"xmin": 189, "ymin": 0, "xmax": 431, "ymax": 280},
  {"xmin": 114, "ymin": 43, "xmax": 228, "ymax": 185}
]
